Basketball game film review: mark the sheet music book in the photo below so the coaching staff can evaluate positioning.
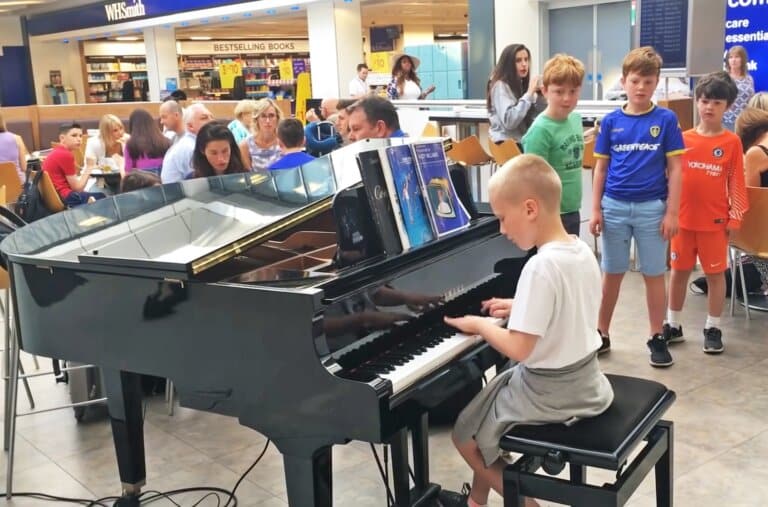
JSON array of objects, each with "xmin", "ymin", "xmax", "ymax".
[
  {"xmin": 377, "ymin": 147, "xmax": 410, "ymax": 250},
  {"xmin": 383, "ymin": 144, "xmax": 434, "ymax": 248},
  {"xmin": 356, "ymin": 150, "xmax": 403, "ymax": 255},
  {"xmin": 410, "ymin": 141, "xmax": 471, "ymax": 237}
]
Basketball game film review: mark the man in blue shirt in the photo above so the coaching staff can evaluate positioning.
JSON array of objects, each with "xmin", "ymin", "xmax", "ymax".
[
  {"xmin": 347, "ymin": 96, "xmax": 408, "ymax": 142},
  {"xmin": 160, "ymin": 103, "xmax": 214, "ymax": 183}
]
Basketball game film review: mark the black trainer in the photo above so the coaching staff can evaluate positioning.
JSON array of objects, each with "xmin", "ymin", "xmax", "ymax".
[
  {"xmin": 438, "ymin": 483, "xmax": 471, "ymax": 507},
  {"xmin": 703, "ymin": 327, "xmax": 724, "ymax": 354},
  {"xmin": 663, "ymin": 323, "xmax": 685, "ymax": 344},
  {"xmin": 647, "ymin": 333, "xmax": 674, "ymax": 367},
  {"xmin": 597, "ymin": 329, "xmax": 611, "ymax": 355}
]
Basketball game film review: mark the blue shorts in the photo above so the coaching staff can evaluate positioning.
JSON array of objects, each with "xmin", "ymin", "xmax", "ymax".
[{"xmin": 600, "ymin": 195, "xmax": 668, "ymax": 276}]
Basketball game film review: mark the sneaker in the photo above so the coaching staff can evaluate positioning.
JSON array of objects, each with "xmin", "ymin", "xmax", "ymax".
[
  {"xmin": 663, "ymin": 323, "xmax": 685, "ymax": 344},
  {"xmin": 703, "ymin": 327, "xmax": 724, "ymax": 354},
  {"xmin": 647, "ymin": 333, "xmax": 674, "ymax": 367},
  {"xmin": 597, "ymin": 329, "xmax": 611, "ymax": 355},
  {"xmin": 438, "ymin": 483, "xmax": 471, "ymax": 507}
]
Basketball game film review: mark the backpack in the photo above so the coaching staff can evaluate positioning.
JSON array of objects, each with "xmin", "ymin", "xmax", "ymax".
[
  {"xmin": 691, "ymin": 262, "xmax": 764, "ymax": 298},
  {"xmin": 0, "ymin": 205, "xmax": 27, "ymax": 269},
  {"xmin": 15, "ymin": 161, "xmax": 52, "ymax": 223}
]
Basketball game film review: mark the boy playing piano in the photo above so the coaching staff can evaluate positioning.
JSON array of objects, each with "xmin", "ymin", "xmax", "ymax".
[{"xmin": 441, "ymin": 154, "xmax": 614, "ymax": 507}]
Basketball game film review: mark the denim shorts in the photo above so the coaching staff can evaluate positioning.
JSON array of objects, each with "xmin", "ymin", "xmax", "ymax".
[{"xmin": 600, "ymin": 195, "xmax": 668, "ymax": 276}]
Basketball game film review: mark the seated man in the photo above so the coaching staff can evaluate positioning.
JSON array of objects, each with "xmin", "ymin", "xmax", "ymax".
[
  {"xmin": 305, "ymin": 98, "xmax": 342, "ymax": 156},
  {"xmin": 42, "ymin": 122, "xmax": 105, "ymax": 207},
  {"xmin": 269, "ymin": 118, "xmax": 316, "ymax": 170},
  {"xmin": 347, "ymin": 96, "xmax": 408, "ymax": 141}
]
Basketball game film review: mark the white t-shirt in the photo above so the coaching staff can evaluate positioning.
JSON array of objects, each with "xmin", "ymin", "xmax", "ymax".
[
  {"xmin": 348, "ymin": 77, "xmax": 368, "ymax": 97},
  {"xmin": 506, "ymin": 238, "xmax": 602, "ymax": 369},
  {"xmin": 400, "ymin": 79, "xmax": 422, "ymax": 100}
]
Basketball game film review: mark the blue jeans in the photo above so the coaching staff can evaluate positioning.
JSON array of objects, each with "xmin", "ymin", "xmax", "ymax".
[
  {"xmin": 64, "ymin": 191, "xmax": 106, "ymax": 208},
  {"xmin": 600, "ymin": 195, "xmax": 667, "ymax": 276}
]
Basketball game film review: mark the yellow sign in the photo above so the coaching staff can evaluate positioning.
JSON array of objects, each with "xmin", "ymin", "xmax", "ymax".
[
  {"xmin": 369, "ymin": 51, "xmax": 393, "ymax": 73},
  {"xmin": 218, "ymin": 61, "xmax": 242, "ymax": 89},
  {"xmin": 278, "ymin": 59, "xmax": 294, "ymax": 81},
  {"xmin": 295, "ymin": 72, "xmax": 311, "ymax": 126}
]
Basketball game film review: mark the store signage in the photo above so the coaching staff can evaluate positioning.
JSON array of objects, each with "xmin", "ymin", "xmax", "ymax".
[
  {"xmin": 179, "ymin": 40, "xmax": 309, "ymax": 55},
  {"xmin": 26, "ymin": 0, "xmax": 254, "ymax": 36},
  {"xmin": 725, "ymin": 0, "xmax": 768, "ymax": 91},
  {"xmin": 104, "ymin": 0, "xmax": 146, "ymax": 22}
]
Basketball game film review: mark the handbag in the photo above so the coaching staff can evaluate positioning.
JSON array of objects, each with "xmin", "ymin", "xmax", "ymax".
[{"xmin": 14, "ymin": 161, "xmax": 52, "ymax": 223}]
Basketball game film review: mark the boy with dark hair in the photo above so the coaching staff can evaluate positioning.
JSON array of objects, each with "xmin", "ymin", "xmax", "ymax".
[
  {"xmin": 441, "ymin": 154, "xmax": 613, "ymax": 507},
  {"xmin": 42, "ymin": 122, "xmax": 105, "ymax": 206},
  {"xmin": 522, "ymin": 53, "xmax": 586, "ymax": 236},
  {"xmin": 589, "ymin": 46, "xmax": 685, "ymax": 366},
  {"xmin": 269, "ymin": 118, "xmax": 316, "ymax": 170},
  {"xmin": 666, "ymin": 71, "xmax": 747, "ymax": 354}
]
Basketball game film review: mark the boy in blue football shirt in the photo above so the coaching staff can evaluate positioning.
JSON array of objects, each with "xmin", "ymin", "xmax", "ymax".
[{"xmin": 589, "ymin": 46, "xmax": 685, "ymax": 367}]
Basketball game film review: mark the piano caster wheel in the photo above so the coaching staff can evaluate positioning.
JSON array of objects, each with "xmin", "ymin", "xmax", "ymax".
[{"xmin": 114, "ymin": 494, "xmax": 141, "ymax": 506}]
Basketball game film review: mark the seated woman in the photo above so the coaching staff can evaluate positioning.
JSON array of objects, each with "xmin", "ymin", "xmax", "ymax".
[
  {"xmin": 123, "ymin": 109, "xmax": 171, "ymax": 175},
  {"xmin": 0, "ymin": 111, "xmax": 28, "ymax": 183},
  {"xmin": 120, "ymin": 170, "xmax": 161, "ymax": 193},
  {"xmin": 238, "ymin": 98, "xmax": 283, "ymax": 173},
  {"xmin": 85, "ymin": 114, "xmax": 128, "ymax": 173},
  {"xmin": 193, "ymin": 121, "xmax": 249, "ymax": 178},
  {"xmin": 228, "ymin": 99, "xmax": 257, "ymax": 143}
]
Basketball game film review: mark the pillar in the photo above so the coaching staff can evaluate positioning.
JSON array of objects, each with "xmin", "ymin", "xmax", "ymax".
[
  {"xmin": 494, "ymin": 0, "xmax": 547, "ymax": 72},
  {"xmin": 143, "ymin": 26, "xmax": 179, "ymax": 102},
  {"xmin": 468, "ymin": 0, "xmax": 495, "ymax": 99},
  {"xmin": 307, "ymin": 0, "xmax": 364, "ymax": 99}
]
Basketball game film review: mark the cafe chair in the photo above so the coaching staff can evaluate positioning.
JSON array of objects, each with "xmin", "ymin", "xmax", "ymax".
[
  {"xmin": 501, "ymin": 374, "xmax": 675, "ymax": 507},
  {"xmin": 446, "ymin": 135, "xmax": 494, "ymax": 167},
  {"xmin": 35, "ymin": 170, "xmax": 66, "ymax": 213},
  {"xmin": 487, "ymin": 139, "xmax": 521, "ymax": 166},
  {"xmin": 730, "ymin": 186, "xmax": 768, "ymax": 320},
  {"xmin": 583, "ymin": 136, "xmax": 597, "ymax": 170},
  {"xmin": 0, "ymin": 163, "xmax": 22, "ymax": 205},
  {"xmin": 421, "ymin": 122, "xmax": 441, "ymax": 138}
]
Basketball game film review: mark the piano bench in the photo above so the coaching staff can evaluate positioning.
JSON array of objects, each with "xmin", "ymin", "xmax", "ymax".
[{"xmin": 499, "ymin": 374, "xmax": 676, "ymax": 507}]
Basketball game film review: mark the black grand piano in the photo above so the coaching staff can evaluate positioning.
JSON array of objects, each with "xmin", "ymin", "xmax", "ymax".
[{"xmin": 1, "ymin": 139, "xmax": 526, "ymax": 506}]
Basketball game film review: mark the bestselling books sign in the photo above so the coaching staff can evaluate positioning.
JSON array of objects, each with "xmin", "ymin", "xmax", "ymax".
[
  {"xmin": 725, "ymin": 0, "xmax": 768, "ymax": 92},
  {"xmin": 178, "ymin": 40, "xmax": 309, "ymax": 55}
]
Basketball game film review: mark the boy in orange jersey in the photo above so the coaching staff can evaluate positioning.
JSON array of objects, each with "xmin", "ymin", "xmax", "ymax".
[{"xmin": 666, "ymin": 71, "xmax": 748, "ymax": 354}]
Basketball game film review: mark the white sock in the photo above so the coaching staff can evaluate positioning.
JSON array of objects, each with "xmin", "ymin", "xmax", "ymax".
[
  {"xmin": 705, "ymin": 315, "xmax": 721, "ymax": 330},
  {"xmin": 666, "ymin": 309, "xmax": 682, "ymax": 329}
]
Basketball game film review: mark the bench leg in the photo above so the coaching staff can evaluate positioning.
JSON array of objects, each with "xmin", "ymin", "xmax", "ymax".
[
  {"xmin": 570, "ymin": 464, "xmax": 585, "ymax": 485},
  {"xmin": 502, "ymin": 467, "xmax": 525, "ymax": 507},
  {"xmin": 654, "ymin": 420, "xmax": 674, "ymax": 507}
]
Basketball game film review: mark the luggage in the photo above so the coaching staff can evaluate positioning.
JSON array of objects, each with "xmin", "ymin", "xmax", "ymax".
[{"xmin": 67, "ymin": 362, "xmax": 107, "ymax": 422}]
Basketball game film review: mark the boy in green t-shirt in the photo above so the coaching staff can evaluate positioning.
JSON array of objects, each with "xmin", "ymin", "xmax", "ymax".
[{"xmin": 522, "ymin": 53, "xmax": 586, "ymax": 235}]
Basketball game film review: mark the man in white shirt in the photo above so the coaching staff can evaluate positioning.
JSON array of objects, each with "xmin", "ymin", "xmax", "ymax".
[
  {"xmin": 348, "ymin": 64, "xmax": 370, "ymax": 97},
  {"xmin": 160, "ymin": 103, "xmax": 213, "ymax": 183},
  {"xmin": 159, "ymin": 99, "xmax": 185, "ymax": 144}
]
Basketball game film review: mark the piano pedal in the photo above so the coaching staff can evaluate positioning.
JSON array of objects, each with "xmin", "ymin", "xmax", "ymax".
[{"xmin": 113, "ymin": 493, "xmax": 140, "ymax": 506}]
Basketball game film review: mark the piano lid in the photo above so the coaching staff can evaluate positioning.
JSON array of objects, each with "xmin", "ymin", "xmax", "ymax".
[{"xmin": 0, "ymin": 137, "xmax": 439, "ymax": 277}]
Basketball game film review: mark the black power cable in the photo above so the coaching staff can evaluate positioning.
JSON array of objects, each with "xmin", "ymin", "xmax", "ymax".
[
  {"xmin": 369, "ymin": 443, "xmax": 396, "ymax": 507},
  {"xmin": 222, "ymin": 438, "xmax": 271, "ymax": 507}
]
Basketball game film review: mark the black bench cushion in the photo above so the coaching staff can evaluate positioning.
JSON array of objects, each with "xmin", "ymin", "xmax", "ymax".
[{"xmin": 500, "ymin": 374, "xmax": 673, "ymax": 466}]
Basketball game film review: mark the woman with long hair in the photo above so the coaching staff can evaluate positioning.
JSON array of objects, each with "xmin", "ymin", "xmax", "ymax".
[
  {"xmin": 487, "ymin": 43, "xmax": 546, "ymax": 143},
  {"xmin": 723, "ymin": 45, "xmax": 755, "ymax": 131},
  {"xmin": 85, "ymin": 113, "xmax": 128, "ymax": 172},
  {"xmin": 123, "ymin": 109, "xmax": 171, "ymax": 175},
  {"xmin": 238, "ymin": 98, "xmax": 283, "ymax": 173},
  {"xmin": 193, "ymin": 121, "xmax": 248, "ymax": 178},
  {"xmin": 386, "ymin": 54, "xmax": 435, "ymax": 100}
]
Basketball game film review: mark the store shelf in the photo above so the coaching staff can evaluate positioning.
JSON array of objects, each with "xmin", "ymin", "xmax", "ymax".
[{"xmin": 85, "ymin": 55, "xmax": 147, "ymax": 103}]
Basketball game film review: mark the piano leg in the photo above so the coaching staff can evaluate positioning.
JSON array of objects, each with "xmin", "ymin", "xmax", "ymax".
[
  {"xmin": 103, "ymin": 369, "xmax": 146, "ymax": 497},
  {"xmin": 283, "ymin": 446, "xmax": 333, "ymax": 507},
  {"xmin": 389, "ymin": 429, "xmax": 411, "ymax": 505},
  {"xmin": 390, "ymin": 416, "xmax": 442, "ymax": 506},
  {"xmin": 411, "ymin": 414, "xmax": 430, "ymax": 490}
]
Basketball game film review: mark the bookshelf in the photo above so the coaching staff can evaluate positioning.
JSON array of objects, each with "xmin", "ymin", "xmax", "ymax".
[{"xmin": 85, "ymin": 56, "xmax": 147, "ymax": 103}]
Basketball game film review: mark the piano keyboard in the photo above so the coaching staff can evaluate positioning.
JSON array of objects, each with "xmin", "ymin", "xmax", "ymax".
[{"xmin": 334, "ymin": 274, "xmax": 505, "ymax": 395}]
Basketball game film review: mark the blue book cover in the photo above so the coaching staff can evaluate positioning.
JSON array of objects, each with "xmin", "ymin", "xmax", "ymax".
[
  {"xmin": 384, "ymin": 144, "xmax": 435, "ymax": 248},
  {"xmin": 410, "ymin": 141, "xmax": 471, "ymax": 237}
]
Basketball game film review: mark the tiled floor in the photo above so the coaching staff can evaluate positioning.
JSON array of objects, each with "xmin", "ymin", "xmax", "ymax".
[{"xmin": 1, "ymin": 271, "xmax": 767, "ymax": 506}]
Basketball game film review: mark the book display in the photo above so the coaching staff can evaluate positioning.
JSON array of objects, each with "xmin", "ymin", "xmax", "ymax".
[{"xmin": 85, "ymin": 56, "xmax": 147, "ymax": 103}]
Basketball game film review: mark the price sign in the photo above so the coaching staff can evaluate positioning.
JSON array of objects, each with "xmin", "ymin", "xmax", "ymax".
[
  {"xmin": 369, "ymin": 51, "xmax": 393, "ymax": 73},
  {"xmin": 218, "ymin": 61, "xmax": 242, "ymax": 89},
  {"xmin": 278, "ymin": 59, "xmax": 295, "ymax": 81}
]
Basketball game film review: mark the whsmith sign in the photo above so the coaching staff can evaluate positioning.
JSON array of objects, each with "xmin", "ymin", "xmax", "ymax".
[{"xmin": 26, "ymin": 0, "xmax": 254, "ymax": 36}]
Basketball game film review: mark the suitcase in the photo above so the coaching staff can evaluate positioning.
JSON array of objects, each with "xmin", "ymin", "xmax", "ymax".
[{"xmin": 67, "ymin": 362, "xmax": 107, "ymax": 422}]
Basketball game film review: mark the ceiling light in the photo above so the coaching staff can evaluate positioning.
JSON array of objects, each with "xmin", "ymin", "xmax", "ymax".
[
  {"xmin": 190, "ymin": 36, "xmax": 212, "ymax": 41},
  {"xmin": 115, "ymin": 36, "xmax": 139, "ymax": 41},
  {"xmin": 0, "ymin": 1, "xmax": 46, "ymax": 5}
]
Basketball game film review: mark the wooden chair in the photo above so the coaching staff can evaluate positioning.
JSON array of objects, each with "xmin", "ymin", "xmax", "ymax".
[
  {"xmin": 487, "ymin": 139, "xmax": 522, "ymax": 166},
  {"xmin": 0, "ymin": 162, "xmax": 23, "ymax": 205},
  {"xmin": 583, "ymin": 136, "xmax": 597, "ymax": 169},
  {"xmin": 32, "ymin": 170, "xmax": 66, "ymax": 213},
  {"xmin": 421, "ymin": 121, "xmax": 441, "ymax": 138},
  {"xmin": 446, "ymin": 135, "xmax": 493, "ymax": 166},
  {"xmin": 729, "ymin": 186, "xmax": 768, "ymax": 320}
]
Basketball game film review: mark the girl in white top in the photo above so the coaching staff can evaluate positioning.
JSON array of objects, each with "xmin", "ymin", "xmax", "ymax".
[
  {"xmin": 387, "ymin": 54, "xmax": 435, "ymax": 101},
  {"xmin": 85, "ymin": 114, "xmax": 128, "ymax": 174}
]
